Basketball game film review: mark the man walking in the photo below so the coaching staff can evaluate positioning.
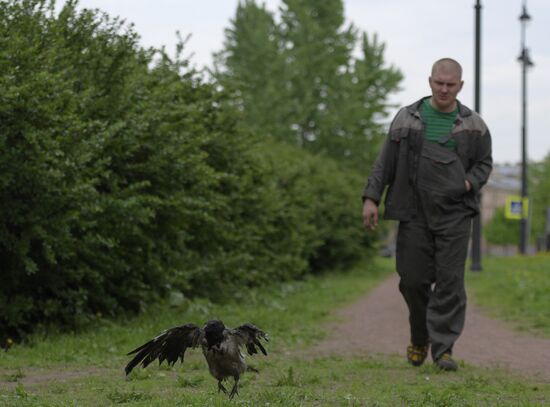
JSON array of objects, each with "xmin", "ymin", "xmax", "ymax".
[{"xmin": 362, "ymin": 58, "xmax": 492, "ymax": 371}]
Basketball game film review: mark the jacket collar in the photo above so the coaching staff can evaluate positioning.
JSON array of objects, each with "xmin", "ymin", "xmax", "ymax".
[{"xmin": 406, "ymin": 96, "xmax": 472, "ymax": 118}]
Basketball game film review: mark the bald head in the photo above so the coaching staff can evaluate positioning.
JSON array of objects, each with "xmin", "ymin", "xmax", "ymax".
[
  {"xmin": 428, "ymin": 58, "xmax": 464, "ymax": 112},
  {"xmin": 431, "ymin": 58, "xmax": 463, "ymax": 80}
]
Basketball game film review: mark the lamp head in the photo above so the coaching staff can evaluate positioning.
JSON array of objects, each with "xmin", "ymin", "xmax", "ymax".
[{"xmin": 519, "ymin": 5, "xmax": 531, "ymax": 22}]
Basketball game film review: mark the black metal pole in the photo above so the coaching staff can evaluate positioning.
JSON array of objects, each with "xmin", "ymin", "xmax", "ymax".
[
  {"xmin": 474, "ymin": 0, "xmax": 481, "ymax": 114},
  {"xmin": 471, "ymin": 0, "xmax": 482, "ymax": 271},
  {"xmin": 518, "ymin": 1, "xmax": 532, "ymax": 255},
  {"xmin": 520, "ymin": 50, "xmax": 528, "ymax": 254}
]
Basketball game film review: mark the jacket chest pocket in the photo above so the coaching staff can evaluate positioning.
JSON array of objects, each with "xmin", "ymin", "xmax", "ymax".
[
  {"xmin": 453, "ymin": 133, "xmax": 473, "ymax": 164},
  {"xmin": 416, "ymin": 141, "xmax": 466, "ymax": 197}
]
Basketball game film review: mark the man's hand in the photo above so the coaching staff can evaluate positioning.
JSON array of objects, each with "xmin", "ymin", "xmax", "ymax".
[
  {"xmin": 464, "ymin": 179, "xmax": 472, "ymax": 192},
  {"xmin": 362, "ymin": 198, "xmax": 379, "ymax": 231}
]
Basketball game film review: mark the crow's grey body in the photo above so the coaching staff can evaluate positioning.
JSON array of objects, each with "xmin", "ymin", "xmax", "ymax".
[
  {"xmin": 125, "ymin": 320, "xmax": 268, "ymax": 399},
  {"xmin": 204, "ymin": 332, "xmax": 245, "ymax": 378}
]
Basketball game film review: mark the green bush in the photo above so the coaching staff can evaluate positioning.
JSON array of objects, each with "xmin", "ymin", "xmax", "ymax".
[
  {"xmin": 0, "ymin": 0, "xmax": 373, "ymax": 344},
  {"xmin": 483, "ymin": 207, "xmax": 519, "ymax": 246},
  {"xmin": 0, "ymin": 0, "xmax": 163, "ymax": 338},
  {"xmin": 530, "ymin": 154, "xmax": 550, "ymax": 242}
]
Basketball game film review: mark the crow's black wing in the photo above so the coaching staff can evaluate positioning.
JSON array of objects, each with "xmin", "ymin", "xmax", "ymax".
[
  {"xmin": 232, "ymin": 323, "xmax": 269, "ymax": 356},
  {"xmin": 125, "ymin": 323, "xmax": 203, "ymax": 375}
]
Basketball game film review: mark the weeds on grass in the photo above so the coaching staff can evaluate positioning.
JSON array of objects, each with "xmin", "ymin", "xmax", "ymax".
[
  {"xmin": 275, "ymin": 367, "xmax": 298, "ymax": 387},
  {"xmin": 3, "ymin": 369, "xmax": 25, "ymax": 382},
  {"xmin": 400, "ymin": 388, "xmax": 469, "ymax": 407},
  {"xmin": 125, "ymin": 367, "xmax": 152, "ymax": 381},
  {"xmin": 15, "ymin": 384, "xmax": 29, "ymax": 399},
  {"xmin": 106, "ymin": 388, "xmax": 152, "ymax": 403},
  {"xmin": 1, "ymin": 383, "xmax": 39, "ymax": 407},
  {"xmin": 176, "ymin": 374, "xmax": 204, "ymax": 388}
]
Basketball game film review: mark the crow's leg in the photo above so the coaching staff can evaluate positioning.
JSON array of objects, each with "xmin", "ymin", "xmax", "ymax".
[
  {"xmin": 228, "ymin": 376, "xmax": 240, "ymax": 399},
  {"xmin": 218, "ymin": 380, "xmax": 228, "ymax": 394}
]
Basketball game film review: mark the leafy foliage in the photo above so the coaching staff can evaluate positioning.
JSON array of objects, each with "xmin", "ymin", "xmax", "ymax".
[
  {"xmin": 214, "ymin": 0, "xmax": 403, "ymax": 174},
  {"xmin": 0, "ymin": 0, "xmax": 372, "ymax": 343},
  {"xmin": 483, "ymin": 207, "xmax": 519, "ymax": 246},
  {"xmin": 530, "ymin": 154, "xmax": 550, "ymax": 242},
  {"xmin": 486, "ymin": 155, "xmax": 550, "ymax": 246}
]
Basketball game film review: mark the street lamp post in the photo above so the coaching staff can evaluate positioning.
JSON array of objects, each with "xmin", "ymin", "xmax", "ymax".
[
  {"xmin": 470, "ymin": 0, "xmax": 482, "ymax": 271},
  {"xmin": 518, "ymin": 1, "xmax": 533, "ymax": 255}
]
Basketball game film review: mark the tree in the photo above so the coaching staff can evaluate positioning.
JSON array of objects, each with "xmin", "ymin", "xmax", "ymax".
[
  {"xmin": 213, "ymin": 1, "xmax": 286, "ymax": 138},
  {"xmin": 214, "ymin": 0, "xmax": 402, "ymax": 173}
]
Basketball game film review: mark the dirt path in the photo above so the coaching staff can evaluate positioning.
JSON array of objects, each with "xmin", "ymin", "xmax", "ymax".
[
  {"xmin": 313, "ymin": 274, "xmax": 550, "ymax": 383},
  {"xmin": 0, "ymin": 367, "xmax": 112, "ymax": 390}
]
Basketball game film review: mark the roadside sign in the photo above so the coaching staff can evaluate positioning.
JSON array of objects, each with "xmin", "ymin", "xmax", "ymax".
[{"xmin": 505, "ymin": 195, "xmax": 529, "ymax": 220}]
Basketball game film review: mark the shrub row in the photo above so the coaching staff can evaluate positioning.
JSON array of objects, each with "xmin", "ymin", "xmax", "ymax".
[{"xmin": 0, "ymin": 1, "xmax": 372, "ymax": 343}]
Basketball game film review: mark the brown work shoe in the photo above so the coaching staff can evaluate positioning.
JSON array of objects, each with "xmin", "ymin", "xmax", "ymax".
[
  {"xmin": 435, "ymin": 352, "xmax": 458, "ymax": 371},
  {"xmin": 407, "ymin": 343, "xmax": 429, "ymax": 366}
]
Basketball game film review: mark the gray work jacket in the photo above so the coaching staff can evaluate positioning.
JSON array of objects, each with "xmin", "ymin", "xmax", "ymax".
[{"xmin": 362, "ymin": 97, "xmax": 493, "ymax": 221}]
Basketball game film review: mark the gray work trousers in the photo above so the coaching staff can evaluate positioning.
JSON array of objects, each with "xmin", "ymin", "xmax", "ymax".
[{"xmin": 396, "ymin": 141, "xmax": 473, "ymax": 361}]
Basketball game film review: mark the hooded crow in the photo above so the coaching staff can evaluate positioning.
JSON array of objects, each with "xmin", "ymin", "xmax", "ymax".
[{"xmin": 124, "ymin": 320, "xmax": 268, "ymax": 399}]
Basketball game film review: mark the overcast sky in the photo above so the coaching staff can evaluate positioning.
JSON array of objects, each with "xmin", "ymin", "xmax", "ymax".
[{"xmin": 72, "ymin": 0, "xmax": 550, "ymax": 165}]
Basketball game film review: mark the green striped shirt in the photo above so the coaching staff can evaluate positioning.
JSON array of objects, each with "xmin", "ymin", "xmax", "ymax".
[{"xmin": 420, "ymin": 98, "xmax": 458, "ymax": 150}]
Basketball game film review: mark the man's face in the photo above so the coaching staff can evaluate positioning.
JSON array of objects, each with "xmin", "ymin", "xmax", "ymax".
[{"xmin": 428, "ymin": 69, "xmax": 464, "ymax": 112}]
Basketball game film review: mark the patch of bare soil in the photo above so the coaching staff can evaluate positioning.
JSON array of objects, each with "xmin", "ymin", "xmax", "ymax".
[
  {"xmin": 0, "ymin": 367, "xmax": 110, "ymax": 390},
  {"xmin": 312, "ymin": 274, "xmax": 550, "ymax": 383}
]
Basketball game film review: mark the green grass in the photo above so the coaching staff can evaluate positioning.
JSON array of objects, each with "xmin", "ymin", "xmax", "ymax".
[
  {"xmin": 0, "ymin": 258, "xmax": 391, "ymax": 370},
  {"xmin": 467, "ymin": 254, "xmax": 550, "ymax": 337},
  {"xmin": 4, "ymin": 355, "xmax": 545, "ymax": 407},
  {"xmin": 1, "ymin": 257, "xmax": 549, "ymax": 406}
]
